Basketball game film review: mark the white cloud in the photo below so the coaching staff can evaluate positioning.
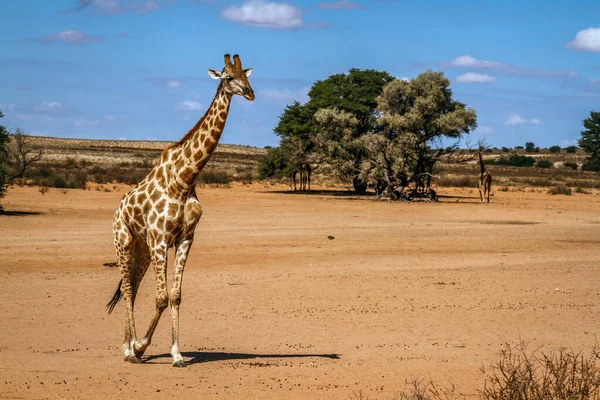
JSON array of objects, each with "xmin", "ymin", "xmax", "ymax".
[
  {"xmin": 316, "ymin": 0, "xmax": 362, "ymax": 9},
  {"xmin": 0, "ymin": 104, "xmax": 16, "ymax": 111},
  {"xmin": 445, "ymin": 54, "xmax": 577, "ymax": 79},
  {"xmin": 221, "ymin": 1, "xmax": 303, "ymax": 29},
  {"xmin": 34, "ymin": 101, "xmax": 63, "ymax": 111},
  {"xmin": 589, "ymin": 77, "xmax": 600, "ymax": 85},
  {"xmin": 166, "ymin": 80, "xmax": 181, "ymax": 88},
  {"xmin": 476, "ymin": 125, "xmax": 495, "ymax": 135},
  {"xmin": 260, "ymin": 87, "xmax": 310, "ymax": 103},
  {"xmin": 177, "ymin": 100, "xmax": 204, "ymax": 111},
  {"xmin": 456, "ymin": 72, "xmax": 496, "ymax": 83},
  {"xmin": 566, "ymin": 27, "xmax": 600, "ymax": 53},
  {"xmin": 34, "ymin": 29, "xmax": 104, "ymax": 46},
  {"xmin": 504, "ymin": 114, "xmax": 543, "ymax": 126},
  {"xmin": 449, "ymin": 55, "xmax": 504, "ymax": 69}
]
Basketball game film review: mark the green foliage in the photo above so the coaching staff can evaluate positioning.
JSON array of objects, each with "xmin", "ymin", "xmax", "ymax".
[
  {"xmin": 356, "ymin": 70, "xmax": 477, "ymax": 197},
  {"xmin": 563, "ymin": 162, "xmax": 578, "ymax": 170},
  {"xmin": 514, "ymin": 145, "xmax": 524, "ymax": 150},
  {"xmin": 525, "ymin": 142, "xmax": 536, "ymax": 153},
  {"xmin": 501, "ymin": 147, "xmax": 510, "ymax": 153},
  {"xmin": 487, "ymin": 153, "xmax": 536, "ymax": 167},
  {"xmin": 308, "ymin": 68, "xmax": 395, "ymax": 136},
  {"xmin": 578, "ymin": 110, "xmax": 600, "ymax": 173},
  {"xmin": 535, "ymin": 159, "xmax": 553, "ymax": 168},
  {"xmin": 548, "ymin": 145, "xmax": 561, "ymax": 153},
  {"xmin": 565, "ymin": 145, "xmax": 578, "ymax": 153},
  {"xmin": 582, "ymin": 158, "xmax": 600, "ymax": 172},
  {"xmin": 0, "ymin": 110, "xmax": 8, "ymax": 199},
  {"xmin": 258, "ymin": 146, "xmax": 291, "ymax": 179}
]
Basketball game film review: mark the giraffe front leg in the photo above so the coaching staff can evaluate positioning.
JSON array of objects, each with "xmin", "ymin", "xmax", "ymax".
[{"xmin": 170, "ymin": 199, "xmax": 202, "ymax": 368}]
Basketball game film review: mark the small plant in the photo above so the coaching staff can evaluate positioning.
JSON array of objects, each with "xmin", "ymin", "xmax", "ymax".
[
  {"xmin": 548, "ymin": 185, "xmax": 572, "ymax": 195},
  {"xmin": 549, "ymin": 145, "xmax": 561, "ymax": 153},
  {"xmin": 535, "ymin": 159, "xmax": 553, "ymax": 169},
  {"xmin": 565, "ymin": 145, "xmax": 578, "ymax": 153},
  {"xmin": 563, "ymin": 162, "xmax": 578, "ymax": 171},
  {"xmin": 575, "ymin": 187, "xmax": 592, "ymax": 194}
]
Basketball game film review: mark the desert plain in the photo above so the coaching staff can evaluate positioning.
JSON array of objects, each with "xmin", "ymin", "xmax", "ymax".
[{"xmin": 0, "ymin": 183, "xmax": 599, "ymax": 399}]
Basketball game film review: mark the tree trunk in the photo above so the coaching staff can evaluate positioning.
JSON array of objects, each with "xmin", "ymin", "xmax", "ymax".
[{"xmin": 352, "ymin": 176, "xmax": 368, "ymax": 195}]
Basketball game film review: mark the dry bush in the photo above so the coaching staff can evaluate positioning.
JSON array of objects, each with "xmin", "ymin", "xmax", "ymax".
[
  {"xmin": 436, "ymin": 175, "xmax": 478, "ymax": 188},
  {"xmin": 548, "ymin": 185, "xmax": 572, "ymax": 195},
  {"xmin": 480, "ymin": 341, "xmax": 600, "ymax": 400},
  {"xmin": 394, "ymin": 378, "xmax": 462, "ymax": 400},
  {"xmin": 198, "ymin": 169, "xmax": 232, "ymax": 185}
]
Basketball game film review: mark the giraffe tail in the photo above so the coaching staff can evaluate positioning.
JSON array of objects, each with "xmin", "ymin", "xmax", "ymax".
[{"xmin": 106, "ymin": 279, "xmax": 122, "ymax": 314}]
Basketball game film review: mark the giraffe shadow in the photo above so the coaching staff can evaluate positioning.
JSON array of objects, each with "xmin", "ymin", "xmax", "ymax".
[
  {"xmin": 143, "ymin": 351, "xmax": 341, "ymax": 366},
  {"xmin": 0, "ymin": 210, "xmax": 43, "ymax": 216}
]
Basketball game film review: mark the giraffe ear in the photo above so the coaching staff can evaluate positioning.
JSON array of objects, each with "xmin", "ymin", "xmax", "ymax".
[
  {"xmin": 244, "ymin": 68, "xmax": 253, "ymax": 78},
  {"xmin": 207, "ymin": 69, "xmax": 221, "ymax": 80}
]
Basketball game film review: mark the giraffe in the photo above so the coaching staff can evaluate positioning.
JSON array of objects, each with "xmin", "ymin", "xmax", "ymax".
[
  {"xmin": 292, "ymin": 162, "xmax": 311, "ymax": 191},
  {"xmin": 478, "ymin": 149, "xmax": 492, "ymax": 203},
  {"xmin": 106, "ymin": 54, "xmax": 254, "ymax": 368}
]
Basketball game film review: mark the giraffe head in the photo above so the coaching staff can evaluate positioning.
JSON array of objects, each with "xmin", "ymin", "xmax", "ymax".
[{"xmin": 207, "ymin": 54, "xmax": 255, "ymax": 101}]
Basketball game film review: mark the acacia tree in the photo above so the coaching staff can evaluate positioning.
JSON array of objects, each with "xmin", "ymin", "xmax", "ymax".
[
  {"xmin": 0, "ymin": 114, "xmax": 44, "ymax": 208},
  {"xmin": 578, "ymin": 110, "xmax": 600, "ymax": 172},
  {"xmin": 260, "ymin": 69, "xmax": 394, "ymax": 192},
  {"xmin": 360, "ymin": 71, "xmax": 477, "ymax": 199},
  {"xmin": 0, "ymin": 110, "xmax": 9, "ymax": 199}
]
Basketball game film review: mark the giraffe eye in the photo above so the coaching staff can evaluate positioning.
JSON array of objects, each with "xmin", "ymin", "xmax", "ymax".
[{"xmin": 226, "ymin": 76, "xmax": 234, "ymax": 81}]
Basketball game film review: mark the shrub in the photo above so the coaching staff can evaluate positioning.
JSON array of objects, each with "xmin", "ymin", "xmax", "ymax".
[
  {"xmin": 525, "ymin": 142, "xmax": 536, "ymax": 153},
  {"xmin": 435, "ymin": 175, "xmax": 478, "ymax": 188},
  {"xmin": 548, "ymin": 185, "xmax": 572, "ymax": 195},
  {"xmin": 535, "ymin": 159, "xmax": 553, "ymax": 168},
  {"xmin": 480, "ymin": 341, "xmax": 600, "ymax": 400},
  {"xmin": 487, "ymin": 153, "xmax": 535, "ymax": 167},
  {"xmin": 575, "ymin": 187, "xmax": 592, "ymax": 194},
  {"xmin": 565, "ymin": 145, "xmax": 578, "ymax": 153},
  {"xmin": 549, "ymin": 145, "xmax": 561, "ymax": 153},
  {"xmin": 198, "ymin": 169, "xmax": 232, "ymax": 184},
  {"xmin": 501, "ymin": 147, "xmax": 510, "ymax": 153},
  {"xmin": 563, "ymin": 162, "xmax": 578, "ymax": 170}
]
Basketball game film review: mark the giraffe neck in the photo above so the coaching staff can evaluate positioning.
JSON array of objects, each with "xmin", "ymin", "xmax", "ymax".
[
  {"xmin": 479, "ymin": 152, "xmax": 486, "ymax": 174},
  {"xmin": 171, "ymin": 82, "xmax": 232, "ymax": 189}
]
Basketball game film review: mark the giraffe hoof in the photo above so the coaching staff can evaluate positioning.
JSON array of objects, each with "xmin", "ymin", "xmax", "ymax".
[
  {"xmin": 124, "ymin": 355, "xmax": 142, "ymax": 364},
  {"xmin": 172, "ymin": 359, "xmax": 186, "ymax": 368}
]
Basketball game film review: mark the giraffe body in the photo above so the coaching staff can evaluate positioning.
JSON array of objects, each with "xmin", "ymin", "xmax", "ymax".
[
  {"xmin": 478, "ymin": 151, "xmax": 492, "ymax": 203},
  {"xmin": 107, "ymin": 54, "xmax": 254, "ymax": 367}
]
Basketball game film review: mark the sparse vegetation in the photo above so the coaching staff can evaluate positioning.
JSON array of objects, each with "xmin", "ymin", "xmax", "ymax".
[
  {"xmin": 563, "ymin": 162, "xmax": 578, "ymax": 170},
  {"xmin": 535, "ymin": 159, "xmax": 553, "ymax": 169},
  {"xmin": 549, "ymin": 145, "xmax": 561, "ymax": 153},
  {"xmin": 548, "ymin": 185, "xmax": 572, "ymax": 195}
]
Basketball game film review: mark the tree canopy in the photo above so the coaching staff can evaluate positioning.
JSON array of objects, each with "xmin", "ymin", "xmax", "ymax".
[
  {"xmin": 578, "ymin": 110, "xmax": 600, "ymax": 172},
  {"xmin": 0, "ymin": 110, "xmax": 10, "ymax": 199}
]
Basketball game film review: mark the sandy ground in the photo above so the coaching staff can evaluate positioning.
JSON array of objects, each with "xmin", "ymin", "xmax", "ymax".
[{"xmin": 0, "ymin": 183, "xmax": 599, "ymax": 399}]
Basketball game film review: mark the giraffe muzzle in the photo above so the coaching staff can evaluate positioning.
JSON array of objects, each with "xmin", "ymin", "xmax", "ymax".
[{"xmin": 243, "ymin": 88, "xmax": 255, "ymax": 101}]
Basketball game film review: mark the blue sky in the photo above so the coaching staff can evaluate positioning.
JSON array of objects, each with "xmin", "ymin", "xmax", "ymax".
[{"xmin": 1, "ymin": 0, "xmax": 599, "ymax": 148}]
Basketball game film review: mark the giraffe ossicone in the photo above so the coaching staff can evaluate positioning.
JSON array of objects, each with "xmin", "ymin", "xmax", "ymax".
[{"xmin": 107, "ymin": 53, "xmax": 255, "ymax": 367}]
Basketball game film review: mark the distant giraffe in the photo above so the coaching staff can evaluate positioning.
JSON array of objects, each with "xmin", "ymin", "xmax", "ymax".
[
  {"xmin": 292, "ymin": 162, "xmax": 311, "ymax": 191},
  {"xmin": 478, "ymin": 150, "xmax": 492, "ymax": 203},
  {"xmin": 106, "ymin": 54, "xmax": 254, "ymax": 367}
]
